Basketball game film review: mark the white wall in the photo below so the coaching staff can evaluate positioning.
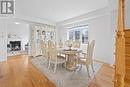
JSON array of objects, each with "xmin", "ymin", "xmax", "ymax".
[
  {"xmin": 7, "ymin": 22, "xmax": 30, "ymax": 50},
  {"xmin": 125, "ymin": 0, "xmax": 130, "ymax": 29},
  {"xmin": 88, "ymin": 14, "xmax": 115, "ymax": 64},
  {"xmin": 56, "ymin": 8, "xmax": 116, "ymax": 64}
]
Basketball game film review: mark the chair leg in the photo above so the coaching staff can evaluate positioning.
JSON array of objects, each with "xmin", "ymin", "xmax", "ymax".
[
  {"xmin": 65, "ymin": 62, "xmax": 67, "ymax": 69},
  {"xmin": 79, "ymin": 64, "xmax": 82, "ymax": 71},
  {"xmin": 91, "ymin": 62, "xmax": 95, "ymax": 72},
  {"xmin": 46, "ymin": 59, "xmax": 49, "ymax": 67},
  {"xmin": 48, "ymin": 61, "xmax": 51, "ymax": 69},
  {"xmin": 86, "ymin": 65, "xmax": 90, "ymax": 77},
  {"xmin": 54, "ymin": 63, "xmax": 57, "ymax": 73}
]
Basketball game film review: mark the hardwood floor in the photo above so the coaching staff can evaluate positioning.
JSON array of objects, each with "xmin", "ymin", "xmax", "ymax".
[
  {"xmin": 88, "ymin": 64, "xmax": 114, "ymax": 87},
  {"xmin": 0, "ymin": 55, "xmax": 56, "ymax": 87},
  {"xmin": 0, "ymin": 55, "xmax": 114, "ymax": 87}
]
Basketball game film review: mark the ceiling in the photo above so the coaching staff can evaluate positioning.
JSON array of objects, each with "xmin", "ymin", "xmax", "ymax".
[{"xmin": 15, "ymin": 0, "xmax": 109, "ymax": 23}]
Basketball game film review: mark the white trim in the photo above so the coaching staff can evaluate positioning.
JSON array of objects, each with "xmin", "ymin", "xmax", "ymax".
[
  {"xmin": 14, "ymin": 14, "xmax": 56, "ymax": 26},
  {"xmin": 57, "ymin": 7, "xmax": 114, "ymax": 25}
]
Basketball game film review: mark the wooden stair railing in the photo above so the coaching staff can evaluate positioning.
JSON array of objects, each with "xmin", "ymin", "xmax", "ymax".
[{"xmin": 114, "ymin": 0, "xmax": 125, "ymax": 87}]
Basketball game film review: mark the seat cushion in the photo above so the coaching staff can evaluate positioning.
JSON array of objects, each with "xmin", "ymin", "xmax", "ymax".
[
  {"xmin": 50, "ymin": 56, "xmax": 66, "ymax": 64},
  {"xmin": 78, "ymin": 58, "xmax": 92, "ymax": 65}
]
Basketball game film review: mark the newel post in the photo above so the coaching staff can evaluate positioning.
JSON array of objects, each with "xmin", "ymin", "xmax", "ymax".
[{"xmin": 115, "ymin": 0, "xmax": 125, "ymax": 87}]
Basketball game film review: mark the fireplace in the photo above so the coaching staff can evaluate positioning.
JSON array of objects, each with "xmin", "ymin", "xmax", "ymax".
[{"xmin": 10, "ymin": 41, "xmax": 21, "ymax": 51}]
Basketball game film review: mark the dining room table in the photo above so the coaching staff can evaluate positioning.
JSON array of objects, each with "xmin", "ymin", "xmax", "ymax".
[{"xmin": 58, "ymin": 47, "xmax": 82, "ymax": 71}]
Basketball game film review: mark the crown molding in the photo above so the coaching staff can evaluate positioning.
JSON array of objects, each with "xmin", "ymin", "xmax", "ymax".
[{"xmin": 57, "ymin": 7, "xmax": 117, "ymax": 26}]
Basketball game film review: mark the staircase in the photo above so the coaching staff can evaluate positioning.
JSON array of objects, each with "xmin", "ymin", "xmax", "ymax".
[{"xmin": 125, "ymin": 30, "xmax": 130, "ymax": 87}]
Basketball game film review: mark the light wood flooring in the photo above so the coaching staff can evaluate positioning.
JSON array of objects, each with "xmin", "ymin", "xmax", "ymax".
[
  {"xmin": 88, "ymin": 64, "xmax": 114, "ymax": 87},
  {"xmin": 0, "ymin": 55, "xmax": 56, "ymax": 87},
  {"xmin": 0, "ymin": 55, "xmax": 114, "ymax": 87}
]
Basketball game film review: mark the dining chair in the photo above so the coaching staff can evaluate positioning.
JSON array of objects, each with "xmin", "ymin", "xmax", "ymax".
[
  {"xmin": 41, "ymin": 40, "xmax": 49, "ymax": 66},
  {"xmin": 57, "ymin": 40, "xmax": 66, "ymax": 58},
  {"xmin": 65, "ymin": 40, "xmax": 72, "ymax": 47},
  {"xmin": 77, "ymin": 40, "xmax": 95, "ymax": 77},
  {"xmin": 72, "ymin": 40, "xmax": 81, "ymax": 60},
  {"xmin": 72, "ymin": 40, "xmax": 81, "ymax": 48},
  {"xmin": 58, "ymin": 40, "xmax": 63, "ymax": 48},
  {"xmin": 48, "ymin": 43, "xmax": 67, "ymax": 73},
  {"xmin": 48, "ymin": 40, "xmax": 53, "ymax": 56}
]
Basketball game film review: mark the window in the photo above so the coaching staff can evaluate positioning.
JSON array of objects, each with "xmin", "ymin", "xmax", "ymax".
[
  {"xmin": 67, "ymin": 25, "xmax": 88, "ymax": 44},
  {"xmin": 69, "ymin": 31, "xmax": 74, "ymax": 40},
  {"xmin": 82, "ymin": 29, "xmax": 88, "ymax": 44},
  {"xmin": 75, "ymin": 31, "xmax": 80, "ymax": 40}
]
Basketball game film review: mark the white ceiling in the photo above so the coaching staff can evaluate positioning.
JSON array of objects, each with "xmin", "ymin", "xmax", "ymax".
[{"xmin": 15, "ymin": 0, "xmax": 109, "ymax": 23}]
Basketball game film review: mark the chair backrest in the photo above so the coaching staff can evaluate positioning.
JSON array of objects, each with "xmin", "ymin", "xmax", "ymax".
[
  {"xmin": 48, "ymin": 40, "xmax": 53, "ymax": 48},
  {"xmin": 72, "ymin": 40, "xmax": 80, "ymax": 48},
  {"xmin": 41, "ymin": 41, "xmax": 48, "ymax": 58},
  {"xmin": 48, "ymin": 40, "xmax": 53, "ymax": 58},
  {"xmin": 58, "ymin": 40, "xmax": 63, "ymax": 48},
  {"xmin": 87, "ymin": 40, "xmax": 95, "ymax": 60},
  {"xmin": 65, "ymin": 40, "xmax": 72, "ymax": 47},
  {"xmin": 49, "ymin": 43, "xmax": 57, "ymax": 62}
]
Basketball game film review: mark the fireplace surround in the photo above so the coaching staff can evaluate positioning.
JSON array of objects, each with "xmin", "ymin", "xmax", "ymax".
[{"xmin": 8, "ymin": 41, "xmax": 21, "ymax": 51}]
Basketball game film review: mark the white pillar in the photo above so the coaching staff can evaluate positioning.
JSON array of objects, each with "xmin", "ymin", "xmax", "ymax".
[
  {"xmin": 28, "ymin": 24, "xmax": 32, "ymax": 56},
  {"xmin": 0, "ymin": 18, "xmax": 7, "ymax": 62}
]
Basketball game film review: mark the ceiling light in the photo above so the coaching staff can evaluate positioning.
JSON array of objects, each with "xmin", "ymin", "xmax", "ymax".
[{"xmin": 14, "ymin": 22, "xmax": 20, "ymax": 24}]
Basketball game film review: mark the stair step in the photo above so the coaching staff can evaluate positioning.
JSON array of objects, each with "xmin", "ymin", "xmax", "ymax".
[
  {"xmin": 126, "ymin": 54, "xmax": 130, "ymax": 57},
  {"xmin": 125, "ymin": 78, "xmax": 130, "ymax": 86},
  {"xmin": 126, "ymin": 46, "xmax": 130, "ymax": 54},
  {"xmin": 126, "ymin": 44, "xmax": 130, "ymax": 46},
  {"xmin": 125, "ymin": 38, "xmax": 130, "ymax": 44},
  {"xmin": 125, "ymin": 76, "xmax": 130, "ymax": 83},
  {"xmin": 126, "ymin": 68, "xmax": 130, "ymax": 72},
  {"xmin": 125, "ymin": 56, "xmax": 130, "ymax": 67},
  {"xmin": 125, "ymin": 83, "xmax": 130, "ymax": 87},
  {"xmin": 125, "ymin": 56, "xmax": 130, "ymax": 59},
  {"xmin": 126, "ymin": 72, "xmax": 130, "ymax": 76},
  {"xmin": 125, "ymin": 64, "xmax": 130, "ymax": 68},
  {"xmin": 125, "ymin": 65, "xmax": 130, "ymax": 70},
  {"xmin": 125, "ymin": 30, "xmax": 130, "ymax": 37},
  {"xmin": 125, "ymin": 75, "xmax": 130, "ymax": 81},
  {"xmin": 125, "ymin": 58, "xmax": 130, "ymax": 63},
  {"xmin": 125, "ymin": 30, "xmax": 130, "ymax": 86}
]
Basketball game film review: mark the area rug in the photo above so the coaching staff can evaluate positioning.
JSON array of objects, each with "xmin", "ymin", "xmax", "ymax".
[{"xmin": 31, "ymin": 56, "xmax": 102, "ymax": 87}]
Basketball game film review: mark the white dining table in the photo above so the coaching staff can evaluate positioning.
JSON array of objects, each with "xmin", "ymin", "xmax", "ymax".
[{"xmin": 58, "ymin": 48, "xmax": 82, "ymax": 70}]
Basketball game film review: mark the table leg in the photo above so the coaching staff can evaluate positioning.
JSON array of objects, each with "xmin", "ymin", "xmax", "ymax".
[{"xmin": 64, "ymin": 54, "xmax": 77, "ymax": 71}]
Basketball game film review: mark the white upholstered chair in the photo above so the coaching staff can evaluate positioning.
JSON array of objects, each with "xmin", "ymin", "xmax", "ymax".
[
  {"xmin": 72, "ymin": 40, "xmax": 81, "ymax": 48},
  {"xmin": 65, "ymin": 40, "xmax": 72, "ymax": 47},
  {"xmin": 48, "ymin": 40, "xmax": 53, "ymax": 57},
  {"xmin": 48, "ymin": 43, "xmax": 67, "ymax": 73},
  {"xmin": 41, "ymin": 41, "xmax": 49, "ymax": 66},
  {"xmin": 58, "ymin": 40, "xmax": 63, "ymax": 48},
  {"xmin": 77, "ymin": 40, "xmax": 95, "ymax": 77}
]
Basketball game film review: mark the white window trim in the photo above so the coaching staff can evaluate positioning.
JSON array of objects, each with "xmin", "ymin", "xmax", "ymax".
[{"xmin": 67, "ymin": 25, "xmax": 89, "ymax": 44}]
